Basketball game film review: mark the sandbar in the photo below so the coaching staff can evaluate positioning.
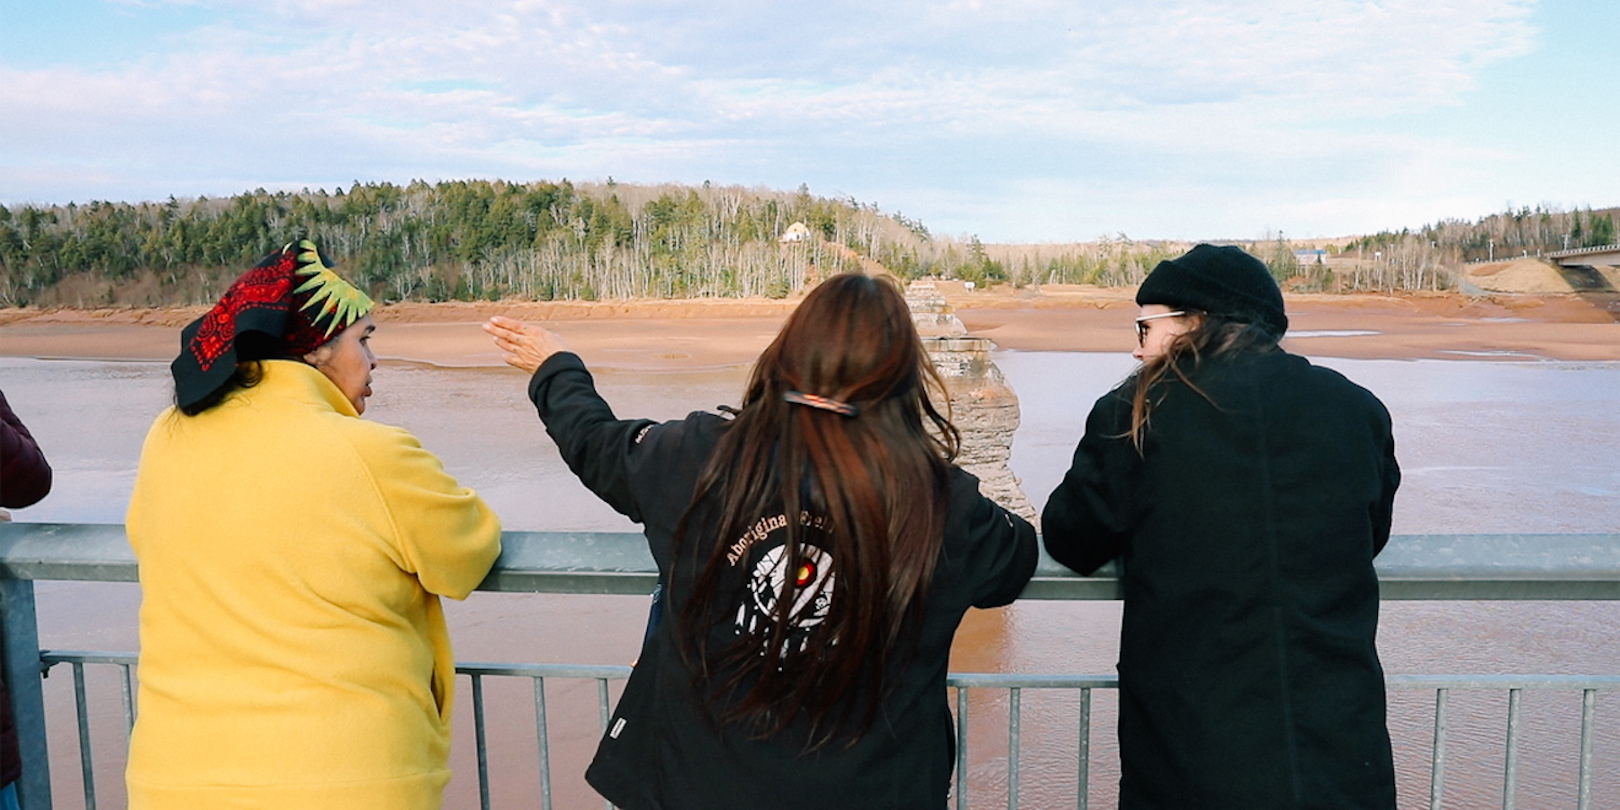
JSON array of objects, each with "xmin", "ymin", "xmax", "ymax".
[{"xmin": 2, "ymin": 285, "xmax": 1616, "ymax": 369}]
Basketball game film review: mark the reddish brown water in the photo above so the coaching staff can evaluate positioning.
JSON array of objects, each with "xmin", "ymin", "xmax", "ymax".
[{"xmin": 6, "ymin": 353, "xmax": 1618, "ymax": 808}]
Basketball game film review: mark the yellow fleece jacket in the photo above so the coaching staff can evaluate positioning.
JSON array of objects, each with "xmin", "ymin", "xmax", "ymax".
[{"xmin": 125, "ymin": 360, "xmax": 501, "ymax": 809}]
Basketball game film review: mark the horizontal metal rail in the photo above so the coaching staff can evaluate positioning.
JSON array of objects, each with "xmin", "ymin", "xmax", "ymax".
[
  {"xmin": 36, "ymin": 651, "xmax": 1620, "ymax": 810},
  {"xmin": 5, "ymin": 525, "xmax": 1620, "ymax": 599}
]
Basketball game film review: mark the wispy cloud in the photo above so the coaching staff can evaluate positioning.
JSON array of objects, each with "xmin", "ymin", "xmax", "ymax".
[{"xmin": 0, "ymin": 0, "xmax": 1568, "ymax": 239}]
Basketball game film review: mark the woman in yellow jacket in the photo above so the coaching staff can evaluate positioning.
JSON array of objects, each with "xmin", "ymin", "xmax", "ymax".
[{"xmin": 125, "ymin": 241, "xmax": 502, "ymax": 809}]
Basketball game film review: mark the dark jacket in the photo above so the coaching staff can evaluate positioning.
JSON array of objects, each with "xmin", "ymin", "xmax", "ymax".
[
  {"xmin": 529, "ymin": 353, "xmax": 1037, "ymax": 810},
  {"xmin": 0, "ymin": 389, "xmax": 52, "ymax": 509},
  {"xmin": 0, "ymin": 387, "xmax": 50, "ymax": 786},
  {"xmin": 1043, "ymin": 350, "xmax": 1399, "ymax": 810}
]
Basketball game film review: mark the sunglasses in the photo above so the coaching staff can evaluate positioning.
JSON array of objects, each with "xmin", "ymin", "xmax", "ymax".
[{"xmin": 1134, "ymin": 311, "xmax": 1187, "ymax": 346}]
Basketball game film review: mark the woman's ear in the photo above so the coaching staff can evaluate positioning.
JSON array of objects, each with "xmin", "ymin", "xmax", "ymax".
[{"xmin": 303, "ymin": 344, "xmax": 331, "ymax": 367}]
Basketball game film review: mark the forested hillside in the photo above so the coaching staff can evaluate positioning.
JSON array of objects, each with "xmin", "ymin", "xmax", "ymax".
[
  {"xmin": 1353, "ymin": 204, "xmax": 1618, "ymax": 261},
  {"xmin": 2, "ymin": 182, "xmax": 1614, "ymax": 307},
  {"xmin": 0, "ymin": 180, "xmax": 948, "ymax": 307},
  {"xmin": 1332, "ymin": 204, "xmax": 1620, "ymax": 291}
]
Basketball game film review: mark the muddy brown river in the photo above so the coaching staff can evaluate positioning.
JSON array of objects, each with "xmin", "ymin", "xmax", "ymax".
[{"xmin": 3, "ymin": 351, "xmax": 1617, "ymax": 808}]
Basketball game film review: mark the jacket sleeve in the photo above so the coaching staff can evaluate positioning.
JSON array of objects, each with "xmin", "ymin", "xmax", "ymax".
[
  {"xmin": 966, "ymin": 493, "xmax": 1039, "ymax": 608},
  {"xmin": 1041, "ymin": 391, "xmax": 1137, "ymax": 576},
  {"xmin": 0, "ymin": 388, "xmax": 52, "ymax": 509},
  {"xmin": 1370, "ymin": 404, "xmax": 1400, "ymax": 557},
  {"xmin": 353, "ymin": 423, "xmax": 504, "ymax": 600},
  {"xmin": 527, "ymin": 352, "xmax": 659, "ymax": 524}
]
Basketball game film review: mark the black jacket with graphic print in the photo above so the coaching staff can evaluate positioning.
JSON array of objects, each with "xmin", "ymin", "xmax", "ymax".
[{"xmin": 528, "ymin": 352, "xmax": 1037, "ymax": 810}]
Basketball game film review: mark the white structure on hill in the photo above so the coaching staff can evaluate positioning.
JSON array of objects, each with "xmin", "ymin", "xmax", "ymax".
[{"xmin": 779, "ymin": 222, "xmax": 811, "ymax": 243}]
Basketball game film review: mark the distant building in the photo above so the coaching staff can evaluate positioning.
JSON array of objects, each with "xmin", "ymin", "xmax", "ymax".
[
  {"xmin": 779, "ymin": 222, "xmax": 812, "ymax": 243},
  {"xmin": 1294, "ymin": 249, "xmax": 1327, "ymax": 266}
]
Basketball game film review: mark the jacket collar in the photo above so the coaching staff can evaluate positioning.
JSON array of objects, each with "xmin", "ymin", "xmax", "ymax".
[{"xmin": 254, "ymin": 359, "xmax": 359, "ymax": 418}]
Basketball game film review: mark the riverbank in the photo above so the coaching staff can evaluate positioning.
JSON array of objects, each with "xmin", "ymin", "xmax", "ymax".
[{"xmin": 2, "ymin": 285, "xmax": 1617, "ymax": 367}]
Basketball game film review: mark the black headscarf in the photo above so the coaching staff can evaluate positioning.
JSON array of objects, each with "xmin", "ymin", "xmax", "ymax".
[{"xmin": 172, "ymin": 240, "xmax": 374, "ymax": 411}]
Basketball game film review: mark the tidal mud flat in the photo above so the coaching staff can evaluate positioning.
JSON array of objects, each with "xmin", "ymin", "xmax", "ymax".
[{"xmin": 2, "ymin": 285, "xmax": 1619, "ymax": 367}]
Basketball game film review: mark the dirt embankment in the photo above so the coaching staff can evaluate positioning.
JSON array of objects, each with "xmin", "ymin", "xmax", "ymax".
[
  {"xmin": 1462, "ymin": 258, "xmax": 1620, "ymax": 295},
  {"xmin": 949, "ymin": 284, "xmax": 1620, "ymax": 361},
  {"xmin": 2, "ymin": 285, "xmax": 1617, "ymax": 367}
]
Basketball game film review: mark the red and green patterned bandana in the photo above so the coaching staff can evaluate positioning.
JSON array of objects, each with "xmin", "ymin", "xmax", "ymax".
[{"xmin": 172, "ymin": 240, "xmax": 375, "ymax": 410}]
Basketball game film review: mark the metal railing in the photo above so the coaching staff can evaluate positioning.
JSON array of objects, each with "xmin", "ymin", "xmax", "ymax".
[
  {"xmin": 1546, "ymin": 243, "xmax": 1620, "ymax": 260},
  {"xmin": 36, "ymin": 655, "xmax": 1620, "ymax": 810},
  {"xmin": 34, "ymin": 653, "xmax": 135, "ymax": 810},
  {"xmin": 4, "ymin": 525, "xmax": 1619, "ymax": 809}
]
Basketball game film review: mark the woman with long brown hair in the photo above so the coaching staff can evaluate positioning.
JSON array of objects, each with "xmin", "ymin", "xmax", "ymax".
[
  {"xmin": 1043, "ymin": 244, "xmax": 1400, "ymax": 809},
  {"xmin": 486, "ymin": 272, "xmax": 1036, "ymax": 809}
]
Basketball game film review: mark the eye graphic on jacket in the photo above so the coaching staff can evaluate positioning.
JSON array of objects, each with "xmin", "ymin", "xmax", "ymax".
[{"xmin": 735, "ymin": 542, "xmax": 836, "ymax": 656}]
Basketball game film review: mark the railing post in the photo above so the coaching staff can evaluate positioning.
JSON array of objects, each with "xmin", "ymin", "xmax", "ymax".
[
  {"xmin": 955, "ymin": 686, "xmax": 969, "ymax": 810},
  {"xmin": 1502, "ymin": 688, "xmax": 1521, "ymax": 810},
  {"xmin": 471, "ymin": 674, "xmax": 490, "ymax": 810},
  {"xmin": 1007, "ymin": 687, "xmax": 1021, "ymax": 810},
  {"xmin": 1430, "ymin": 688, "xmax": 1449, "ymax": 810},
  {"xmin": 1077, "ymin": 687, "xmax": 1091, "ymax": 810},
  {"xmin": 0, "ymin": 577, "xmax": 52, "ymax": 810},
  {"xmin": 1577, "ymin": 689, "xmax": 1596, "ymax": 810}
]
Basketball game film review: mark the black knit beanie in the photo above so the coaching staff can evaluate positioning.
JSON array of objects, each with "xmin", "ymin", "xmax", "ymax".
[{"xmin": 1136, "ymin": 244, "xmax": 1288, "ymax": 337}]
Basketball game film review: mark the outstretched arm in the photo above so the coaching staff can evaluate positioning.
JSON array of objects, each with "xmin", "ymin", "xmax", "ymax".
[{"xmin": 488, "ymin": 317, "xmax": 663, "ymax": 524}]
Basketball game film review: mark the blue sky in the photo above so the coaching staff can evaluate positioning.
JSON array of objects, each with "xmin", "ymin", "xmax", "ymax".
[{"xmin": 1, "ymin": 0, "xmax": 1614, "ymax": 242}]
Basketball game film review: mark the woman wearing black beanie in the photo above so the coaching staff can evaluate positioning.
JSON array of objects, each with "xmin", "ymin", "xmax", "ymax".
[{"xmin": 1043, "ymin": 244, "xmax": 1400, "ymax": 809}]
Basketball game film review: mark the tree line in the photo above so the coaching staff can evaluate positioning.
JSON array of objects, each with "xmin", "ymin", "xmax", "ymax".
[
  {"xmin": 0, "ymin": 180, "xmax": 957, "ymax": 307},
  {"xmin": 1353, "ymin": 204, "xmax": 1620, "ymax": 262},
  {"xmin": 1331, "ymin": 204, "xmax": 1620, "ymax": 292},
  {"xmin": 2, "ymin": 182, "xmax": 1614, "ymax": 307}
]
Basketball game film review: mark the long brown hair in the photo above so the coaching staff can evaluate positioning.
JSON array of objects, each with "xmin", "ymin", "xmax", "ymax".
[
  {"xmin": 1127, "ymin": 313, "xmax": 1279, "ymax": 450},
  {"xmin": 676, "ymin": 272, "xmax": 959, "ymax": 748}
]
